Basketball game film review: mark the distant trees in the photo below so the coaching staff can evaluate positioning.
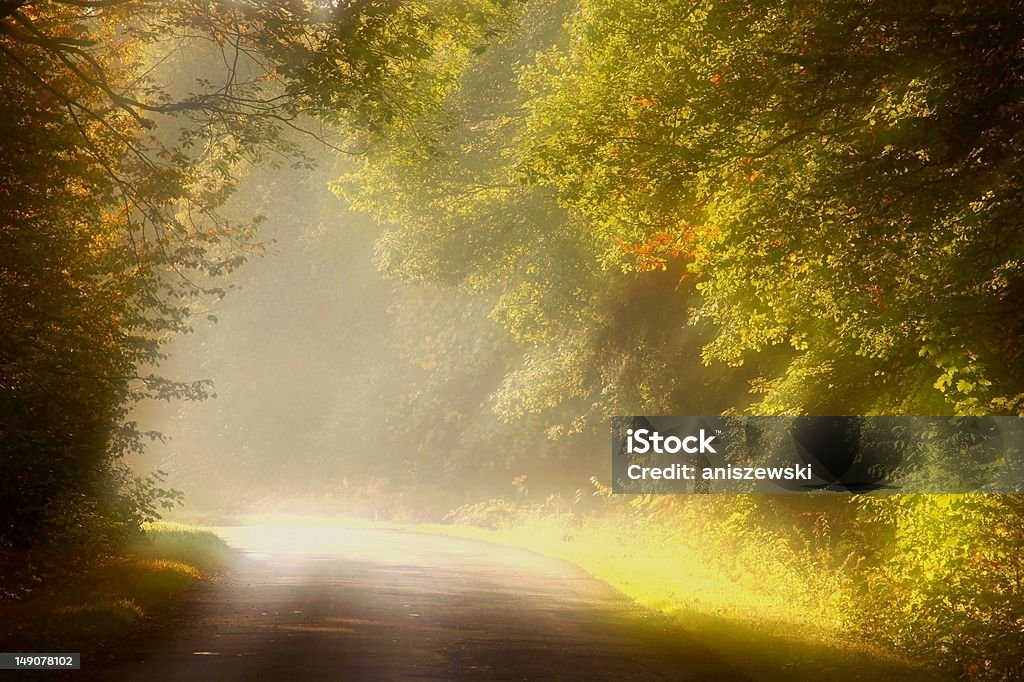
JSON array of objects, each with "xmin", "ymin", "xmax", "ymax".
[{"xmin": 337, "ymin": 0, "xmax": 1024, "ymax": 420}]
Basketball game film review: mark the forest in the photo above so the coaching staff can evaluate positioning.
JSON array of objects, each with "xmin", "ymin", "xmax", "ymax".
[{"xmin": 2, "ymin": 1, "xmax": 1024, "ymax": 679}]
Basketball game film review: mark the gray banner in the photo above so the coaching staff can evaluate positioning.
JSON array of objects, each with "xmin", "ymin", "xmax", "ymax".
[
  {"xmin": 0, "ymin": 653, "xmax": 80, "ymax": 670},
  {"xmin": 611, "ymin": 416, "xmax": 1024, "ymax": 494}
]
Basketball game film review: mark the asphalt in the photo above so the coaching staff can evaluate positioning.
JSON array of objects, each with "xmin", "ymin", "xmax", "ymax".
[{"xmin": 83, "ymin": 526, "xmax": 749, "ymax": 681}]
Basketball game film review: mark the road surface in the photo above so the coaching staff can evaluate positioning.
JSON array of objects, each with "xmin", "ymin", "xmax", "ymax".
[{"xmin": 89, "ymin": 527, "xmax": 748, "ymax": 681}]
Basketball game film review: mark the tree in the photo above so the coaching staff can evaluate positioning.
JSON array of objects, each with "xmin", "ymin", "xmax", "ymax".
[{"xmin": 520, "ymin": 0, "xmax": 1024, "ymax": 416}]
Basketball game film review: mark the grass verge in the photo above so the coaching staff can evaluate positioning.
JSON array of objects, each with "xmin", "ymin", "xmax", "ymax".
[
  {"xmin": 415, "ymin": 518, "xmax": 951, "ymax": 682},
  {"xmin": 0, "ymin": 522, "xmax": 231, "ymax": 655}
]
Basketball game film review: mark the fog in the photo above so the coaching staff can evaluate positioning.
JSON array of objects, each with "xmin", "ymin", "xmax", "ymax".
[{"xmin": 136, "ymin": 151, "xmax": 596, "ymax": 520}]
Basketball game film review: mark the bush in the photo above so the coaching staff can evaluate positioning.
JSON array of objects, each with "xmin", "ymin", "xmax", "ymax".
[{"xmin": 857, "ymin": 495, "xmax": 1024, "ymax": 681}]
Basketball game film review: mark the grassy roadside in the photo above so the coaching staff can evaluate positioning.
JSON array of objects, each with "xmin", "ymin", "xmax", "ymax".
[
  {"xmin": 413, "ymin": 519, "xmax": 951, "ymax": 682},
  {"xmin": 0, "ymin": 523, "xmax": 231, "ymax": 655}
]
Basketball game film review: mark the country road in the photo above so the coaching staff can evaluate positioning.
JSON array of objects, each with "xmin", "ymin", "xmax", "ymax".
[{"xmin": 86, "ymin": 526, "xmax": 749, "ymax": 681}]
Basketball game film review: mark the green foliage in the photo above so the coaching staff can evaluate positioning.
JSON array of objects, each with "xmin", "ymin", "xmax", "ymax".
[
  {"xmin": 333, "ymin": 0, "xmax": 750, "ymax": 427},
  {"xmin": 518, "ymin": 0, "xmax": 1024, "ymax": 415},
  {"xmin": 857, "ymin": 495, "xmax": 1024, "ymax": 680},
  {"xmin": 327, "ymin": 0, "xmax": 1024, "ymax": 421},
  {"xmin": 273, "ymin": 0, "xmax": 517, "ymax": 135}
]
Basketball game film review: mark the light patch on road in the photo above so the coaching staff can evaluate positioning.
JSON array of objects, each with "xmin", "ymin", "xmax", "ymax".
[{"xmin": 211, "ymin": 525, "xmax": 405, "ymax": 558}]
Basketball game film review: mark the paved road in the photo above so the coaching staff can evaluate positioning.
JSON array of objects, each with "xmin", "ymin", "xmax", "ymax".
[{"xmin": 90, "ymin": 527, "xmax": 748, "ymax": 681}]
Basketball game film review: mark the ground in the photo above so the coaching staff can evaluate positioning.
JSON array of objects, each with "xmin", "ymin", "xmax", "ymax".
[{"xmin": 80, "ymin": 527, "xmax": 746, "ymax": 681}]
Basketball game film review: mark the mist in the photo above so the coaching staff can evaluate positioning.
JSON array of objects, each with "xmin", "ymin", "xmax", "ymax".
[{"xmin": 138, "ymin": 148, "xmax": 594, "ymax": 519}]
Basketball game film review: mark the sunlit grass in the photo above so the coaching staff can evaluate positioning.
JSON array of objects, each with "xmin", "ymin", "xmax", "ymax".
[
  {"xmin": 415, "ymin": 517, "xmax": 947, "ymax": 682},
  {"xmin": 419, "ymin": 518, "xmax": 824, "ymax": 626},
  {"xmin": 139, "ymin": 521, "xmax": 234, "ymax": 571},
  {"xmin": 0, "ymin": 524, "xmax": 230, "ymax": 653}
]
